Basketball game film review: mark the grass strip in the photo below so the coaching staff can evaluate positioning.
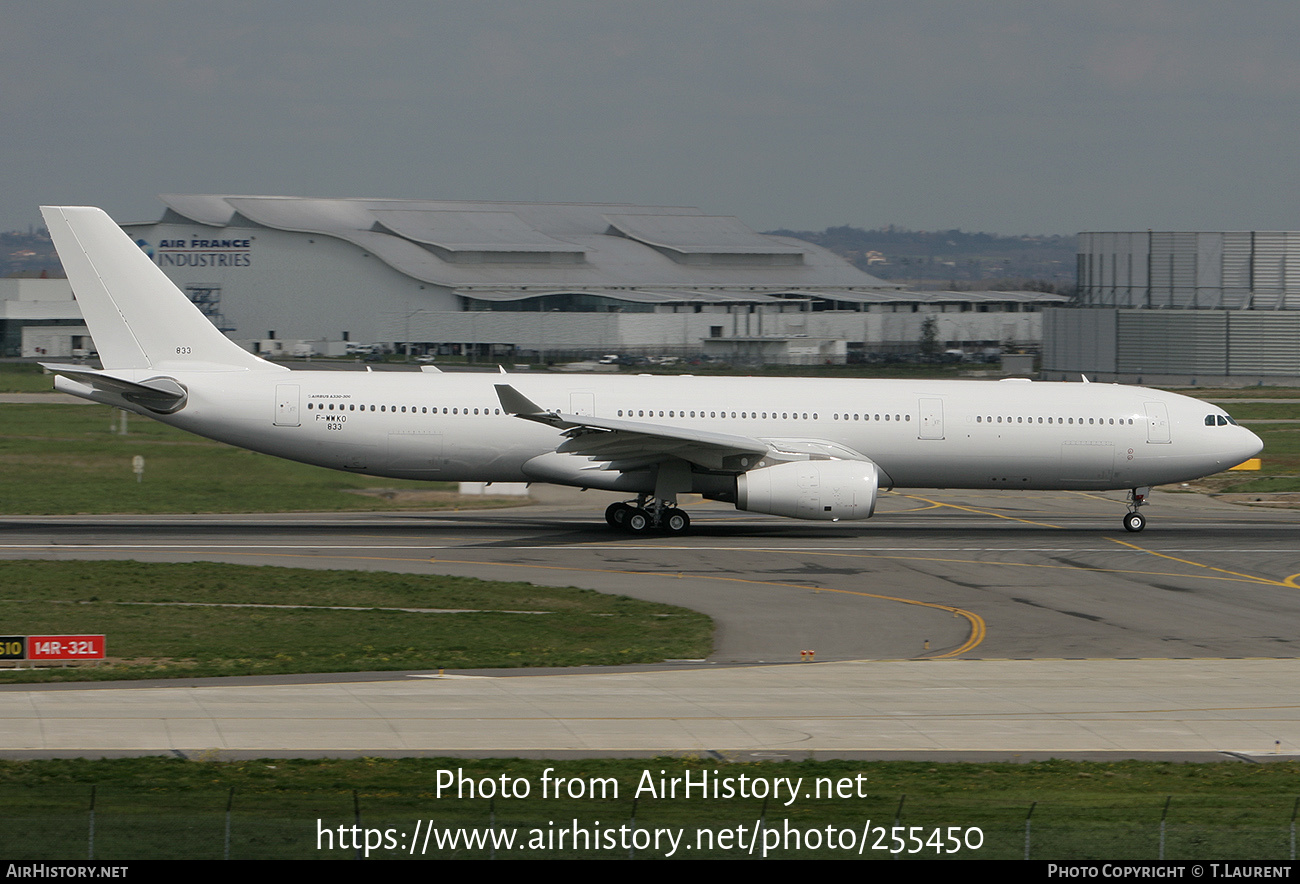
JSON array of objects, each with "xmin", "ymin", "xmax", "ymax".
[
  {"xmin": 0, "ymin": 403, "xmax": 523, "ymax": 513},
  {"xmin": 0, "ymin": 363, "xmax": 60, "ymax": 393},
  {"xmin": 0, "ymin": 560, "xmax": 712, "ymax": 681},
  {"xmin": 0, "ymin": 757, "xmax": 1297, "ymax": 859}
]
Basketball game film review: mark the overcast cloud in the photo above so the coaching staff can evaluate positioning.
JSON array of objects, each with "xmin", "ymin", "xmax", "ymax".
[{"xmin": 4, "ymin": 1, "xmax": 1300, "ymax": 234}]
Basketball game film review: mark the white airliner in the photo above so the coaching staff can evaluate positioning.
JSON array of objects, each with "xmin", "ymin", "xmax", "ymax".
[{"xmin": 39, "ymin": 206, "xmax": 1262, "ymax": 534}]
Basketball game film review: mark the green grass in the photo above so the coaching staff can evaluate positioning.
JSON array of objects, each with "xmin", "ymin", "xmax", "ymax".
[
  {"xmin": 1214, "ymin": 402, "xmax": 1300, "ymax": 484},
  {"xmin": 1, "ymin": 757, "xmax": 1298, "ymax": 859},
  {"xmin": 1225, "ymin": 476, "xmax": 1300, "ymax": 493},
  {"xmin": 0, "ymin": 362, "xmax": 60, "ymax": 393},
  {"xmin": 0, "ymin": 403, "xmax": 524, "ymax": 514},
  {"xmin": 1214, "ymin": 402, "xmax": 1300, "ymax": 421},
  {"xmin": 1190, "ymin": 425, "xmax": 1300, "ymax": 494},
  {"xmin": 1217, "ymin": 426, "xmax": 1300, "ymax": 484},
  {"xmin": 0, "ymin": 561, "xmax": 712, "ymax": 682},
  {"xmin": 1181, "ymin": 386, "xmax": 1300, "ymax": 400}
]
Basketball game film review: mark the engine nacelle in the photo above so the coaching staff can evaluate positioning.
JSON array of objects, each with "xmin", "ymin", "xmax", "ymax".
[{"xmin": 736, "ymin": 459, "xmax": 879, "ymax": 521}]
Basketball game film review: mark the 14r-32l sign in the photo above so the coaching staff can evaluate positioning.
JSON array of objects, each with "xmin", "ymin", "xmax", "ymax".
[{"xmin": 0, "ymin": 635, "xmax": 106, "ymax": 661}]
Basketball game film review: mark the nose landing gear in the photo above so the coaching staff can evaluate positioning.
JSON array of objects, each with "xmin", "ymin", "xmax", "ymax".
[{"xmin": 1123, "ymin": 487, "xmax": 1150, "ymax": 532}]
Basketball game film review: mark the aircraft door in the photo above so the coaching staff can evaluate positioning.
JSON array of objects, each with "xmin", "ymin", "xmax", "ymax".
[
  {"xmin": 274, "ymin": 384, "xmax": 300, "ymax": 427},
  {"xmin": 918, "ymin": 398, "xmax": 944, "ymax": 440},
  {"xmin": 1144, "ymin": 402, "xmax": 1171, "ymax": 443}
]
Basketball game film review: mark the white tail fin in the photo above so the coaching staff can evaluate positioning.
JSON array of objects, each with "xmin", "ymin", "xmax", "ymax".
[{"xmin": 41, "ymin": 206, "xmax": 277, "ymax": 372}]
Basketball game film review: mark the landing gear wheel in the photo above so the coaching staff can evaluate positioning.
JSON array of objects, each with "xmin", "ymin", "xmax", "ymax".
[
  {"xmin": 625, "ymin": 508, "xmax": 653, "ymax": 534},
  {"xmin": 605, "ymin": 502, "xmax": 632, "ymax": 527},
  {"xmin": 1123, "ymin": 512, "xmax": 1146, "ymax": 533},
  {"xmin": 662, "ymin": 508, "xmax": 690, "ymax": 535}
]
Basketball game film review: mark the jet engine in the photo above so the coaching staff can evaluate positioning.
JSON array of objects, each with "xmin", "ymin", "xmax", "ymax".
[{"xmin": 735, "ymin": 459, "xmax": 879, "ymax": 521}]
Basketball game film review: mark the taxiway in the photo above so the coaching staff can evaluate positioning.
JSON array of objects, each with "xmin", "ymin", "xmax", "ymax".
[{"xmin": 2, "ymin": 489, "xmax": 1298, "ymax": 758}]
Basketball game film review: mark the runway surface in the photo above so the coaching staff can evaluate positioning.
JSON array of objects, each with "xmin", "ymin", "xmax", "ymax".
[
  {"xmin": 2, "ymin": 488, "xmax": 1299, "ymax": 758},
  {"xmin": 5, "ymin": 659, "xmax": 1297, "ymax": 760}
]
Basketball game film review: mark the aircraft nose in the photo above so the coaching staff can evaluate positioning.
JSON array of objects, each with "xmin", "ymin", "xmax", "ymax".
[{"xmin": 1242, "ymin": 427, "xmax": 1264, "ymax": 460}]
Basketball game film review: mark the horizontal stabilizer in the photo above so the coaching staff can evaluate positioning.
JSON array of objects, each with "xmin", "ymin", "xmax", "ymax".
[{"xmin": 42, "ymin": 363, "xmax": 188, "ymax": 413}]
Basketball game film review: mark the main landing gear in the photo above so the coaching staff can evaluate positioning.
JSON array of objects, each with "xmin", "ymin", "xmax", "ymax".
[
  {"xmin": 605, "ymin": 497, "xmax": 691, "ymax": 535},
  {"xmin": 1123, "ymin": 486, "xmax": 1150, "ymax": 532}
]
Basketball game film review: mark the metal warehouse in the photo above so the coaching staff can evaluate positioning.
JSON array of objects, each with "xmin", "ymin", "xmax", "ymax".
[{"xmin": 1044, "ymin": 231, "xmax": 1300, "ymax": 383}]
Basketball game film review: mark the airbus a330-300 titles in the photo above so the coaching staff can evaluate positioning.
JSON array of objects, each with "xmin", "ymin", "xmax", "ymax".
[{"xmin": 38, "ymin": 206, "xmax": 1262, "ymax": 534}]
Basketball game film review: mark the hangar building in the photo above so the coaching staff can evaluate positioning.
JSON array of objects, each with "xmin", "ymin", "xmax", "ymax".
[
  {"xmin": 95, "ymin": 195, "xmax": 1058, "ymax": 362},
  {"xmin": 0, "ymin": 277, "xmax": 86, "ymax": 358},
  {"xmin": 1044, "ymin": 231, "xmax": 1300, "ymax": 383}
]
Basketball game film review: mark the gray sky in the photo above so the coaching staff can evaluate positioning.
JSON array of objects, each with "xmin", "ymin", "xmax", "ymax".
[{"xmin": 5, "ymin": 1, "xmax": 1300, "ymax": 235}]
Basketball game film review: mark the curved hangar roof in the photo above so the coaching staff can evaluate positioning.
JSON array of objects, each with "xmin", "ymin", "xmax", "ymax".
[{"xmin": 150, "ymin": 194, "xmax": 897, "ymax": 302}]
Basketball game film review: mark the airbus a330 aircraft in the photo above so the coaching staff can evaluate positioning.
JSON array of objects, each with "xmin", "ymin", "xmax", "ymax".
[{"xmin": 39, "ymin": 206, "xmax": 1262, "ymax": 534}]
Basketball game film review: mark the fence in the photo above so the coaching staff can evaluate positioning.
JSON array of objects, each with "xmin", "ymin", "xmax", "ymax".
[{"xmin": 3, "ymin": 787, "xmax": 1298, "ymax": 860}]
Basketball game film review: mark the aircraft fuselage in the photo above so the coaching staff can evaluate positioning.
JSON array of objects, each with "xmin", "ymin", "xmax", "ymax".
[
  {"xmin": 77, "ymin": 368, "xmax": 1260, "ymax": 494},
  {"xmin": 38, "ymin": 205, "xmax": 1264, "ymax": 533}
]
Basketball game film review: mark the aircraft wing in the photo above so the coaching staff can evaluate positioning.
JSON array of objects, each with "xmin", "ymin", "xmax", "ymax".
[{"xmin": 495, "ymin": 384, "xmax": 870, "ymax": 473}]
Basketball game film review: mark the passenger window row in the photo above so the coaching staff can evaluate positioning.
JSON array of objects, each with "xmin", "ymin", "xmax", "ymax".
[
  {"xmin": 974, "ymin": 415, "xmax": 1136, "ymax": 425},
  {"xmin": 306, "ymin": 402, "xmax": 502, "ymax": 415},
  {"xmin": 833, "ymin": 413, "xmax": 909, "ymax": 422},
  {"xmin": 617, "ymin": 410, "xmax": 820, "ymax": 420}
]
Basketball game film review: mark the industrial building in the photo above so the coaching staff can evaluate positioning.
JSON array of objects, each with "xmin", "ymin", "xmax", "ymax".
[
  {"xmin": 1044, "ymin": 231, "xmax": 1300, "ymax": 383},
  {"xmin": 104, "ymin": 195, "xmax": 1059, "ymax": 363},
  {"xmin": 0, "ymin": 277, "xmax": 86, "ymax": 358}
]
